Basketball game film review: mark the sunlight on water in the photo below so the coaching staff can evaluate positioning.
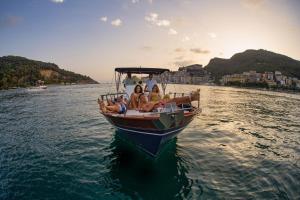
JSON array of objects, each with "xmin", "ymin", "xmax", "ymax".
[{"xmin": 0, "ymin": 84, "xmax": 299, "ymax": 199}]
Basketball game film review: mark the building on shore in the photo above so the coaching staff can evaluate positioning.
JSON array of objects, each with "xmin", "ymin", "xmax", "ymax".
[
  {"xmin": 165, "ymin": 64, "xmax": 213, "ymax": 84},
  {"xmin": 220, "ymin": 70, "xmax": 300, "ymax": 89}
]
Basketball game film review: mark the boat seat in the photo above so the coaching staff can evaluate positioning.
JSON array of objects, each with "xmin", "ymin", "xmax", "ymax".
[{"xmin": 125, "ymin": 109, "xmax": 155, "ymax": 116}]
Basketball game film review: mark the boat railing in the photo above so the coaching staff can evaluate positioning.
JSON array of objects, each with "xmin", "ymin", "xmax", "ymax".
[
  {"xmin": 100, "ymin": 92, "xmax": 128, "ymax": 102},
  {"xmin": 99, "ymin": 89, "xmax": 200, "ymax": 110},
  {"xmin": 169, "ymin": 92, "xmax": 186, "ymax": 98}
]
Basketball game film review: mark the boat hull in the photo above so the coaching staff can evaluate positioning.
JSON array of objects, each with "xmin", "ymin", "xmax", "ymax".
[
  {"xmin": 114, "ymin": 125, "xmax": 187, "ymax": 156},
  {"xmin": 102, "ymin": 109, "xmax": 200, "ymax": 156}
]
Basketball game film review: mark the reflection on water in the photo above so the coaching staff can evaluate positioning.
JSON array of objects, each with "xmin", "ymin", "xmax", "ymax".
[
  {"xmin": 0, "ymin": 84, "xmax": 300, "ymax": 199},
  {"xmin": 104, "ymin": 135, "xmax": 201, "ymax": 199}
]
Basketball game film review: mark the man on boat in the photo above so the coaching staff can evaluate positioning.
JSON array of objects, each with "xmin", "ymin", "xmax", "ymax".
[
  {"xmin": 144, "ymin": 74, "xmax": 157, "ymax": 92},
  {"xmin": 123, "ymin": 73, "xmax": 136, "ymax": 87}
]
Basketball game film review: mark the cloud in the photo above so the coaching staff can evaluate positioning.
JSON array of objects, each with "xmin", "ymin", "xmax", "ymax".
[
  {"xmin": 174, "ymin": 60, "xmax": 195, "ymax": 66},
  {"xmin": 168, "ymin": 28, "xmax": 177, "ymax": 35},
  {"xmin": 174, "ymin": 48, "xmax": 185, "ymax": 52},
  {"xmin": 190, "ymin": 48, "xmax": 210, "ymax": 54},
  {"xmin": 0, "ymin": 15, "xmax": 23, "ymax": 28},
  {"xmin": 242, "ymin": 0, "xmax": 264, "ymax": 8},
  {"xmin": 51, "ymin": 0, "xmax": 64, "ymax": 3},
  {"xmin": 156, "ymin": 20, "xmax": 170, "ymax": 26},
  {"xmin": 141, "ymin": 46, "xmax": 152, "ymax": 51},
  {"xmin": 100, "ymin": 16, "xmax": 108, "ymax": 22},
  {"xmin": 145, "ymin": 13, "xmax": 170, "ymax": 27},
  {"xmin": 145, "ymin": 13, "xmax": 158, "ymax": 22},
  {"xmin": 131, "ymin": 0, "xmax": 153, "ymax": 4},
  {"xmin": 175, "ymin": 56, "xmax": 184, "ymax": 60},
  {"xmin": 208, "ymin": 32, "xmax": 217, "ymax": 39},
  {"xmin": 182, "ymin": 36, "xmax": 190, "ymax": 42},
  {"xmin": 111, "ymin": 19, "xmax": 122, "ymax": 27}
]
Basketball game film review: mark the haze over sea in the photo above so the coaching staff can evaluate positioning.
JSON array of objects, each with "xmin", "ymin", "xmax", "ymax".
[{"xmin": 0, "ymin": 84, "xmax": 299, "ymax": 199}]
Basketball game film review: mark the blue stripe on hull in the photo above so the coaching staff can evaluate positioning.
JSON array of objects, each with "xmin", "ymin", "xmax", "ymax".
[{"xmin": 115, "ymin": 126, "xmax": 185, "ymax": 156}]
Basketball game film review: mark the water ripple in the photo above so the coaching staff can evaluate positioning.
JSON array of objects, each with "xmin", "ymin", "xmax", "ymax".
[{"xmin": 0, "ymin": 85, "xmax": 300, "ymax": 199}]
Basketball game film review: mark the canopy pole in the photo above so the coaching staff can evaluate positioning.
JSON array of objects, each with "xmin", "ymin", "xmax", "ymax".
[
  {"xmin": 115, "ymin": 71, "xmax": 121, "ymax": 93},
  {"xmin": 198, "ymin": 89, "xmax": 200, "ymax": 108},
  {"xmin": 160, "ymin": 72, "xmax": 168, "ymax": 96}
]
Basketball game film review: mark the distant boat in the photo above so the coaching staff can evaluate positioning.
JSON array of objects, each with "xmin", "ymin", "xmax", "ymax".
[
  {"xmin": 98, "ymin": 67, "xmax": 201, "ymax": 156},
  {"xmin": 38, "ymin": 85, "xmax": 47, "ymax": 89},
  {"xmin": 27, "ymin": 80, "xmax": 47, "ymax": 91}
]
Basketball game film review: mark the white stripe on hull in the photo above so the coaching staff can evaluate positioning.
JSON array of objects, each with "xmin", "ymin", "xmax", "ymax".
[{"xmin": 113, "ymin": 125, "xmax": 187, "ymax": 136}]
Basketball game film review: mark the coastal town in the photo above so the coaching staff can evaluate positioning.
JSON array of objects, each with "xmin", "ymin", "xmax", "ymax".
[
  {"xmin": 220, "ymin": 70, "xmax": 300, "ymax": 89},
  {"xmin": 151, "ymin": 64, "xmax": 300, "ymax": 91},
  {"xmin": 151, "ymin": 65, "xmax": 213, "ymax": 85}
]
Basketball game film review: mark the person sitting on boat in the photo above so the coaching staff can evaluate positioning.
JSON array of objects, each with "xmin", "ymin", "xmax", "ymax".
[
  {"xmin": 149, "ymin": 84, "xmax": 162, "ymax": 103},
  {"xmin": 138, "ymin": 89, "xmax": 200, "ymax": 112},
  {"xmin": 128, "ymin": 84, "xmax": 144, "ymax": 109},
  {"xmin": 98, "ymin": 95, "xmax": 128, "ymax": 114},
  {"xmin": 144, "ymin": 74, "xmax": 157, "ymax": 92}
]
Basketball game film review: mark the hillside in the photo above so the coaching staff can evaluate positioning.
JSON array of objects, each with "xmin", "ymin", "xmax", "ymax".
[
  {"xmin": 0, "ymin": 56, "xmax": 98, "ymax": 89},
  {"xmin": 204, "ymin": 49, "xmax": 300, "ymax": 82}
]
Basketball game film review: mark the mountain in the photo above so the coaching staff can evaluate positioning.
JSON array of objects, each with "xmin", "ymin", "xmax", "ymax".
[
  {"xmin": 204, "ymin": 49, "xmax": 300, "ymax": 82},
  {"xmin": 0, "ymin": 56, "xmax": 98, "ymax": 89}
]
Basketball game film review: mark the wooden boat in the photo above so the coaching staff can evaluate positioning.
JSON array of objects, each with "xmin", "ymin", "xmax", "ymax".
[{"xmin": 98, "ymin": 67, "xmax": 201, "ymax": 156}]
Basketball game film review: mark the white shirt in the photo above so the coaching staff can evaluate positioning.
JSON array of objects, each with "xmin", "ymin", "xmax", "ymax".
[{"xmin": 145, "ymin": 79, "xmax": 157, "ymax": 92}]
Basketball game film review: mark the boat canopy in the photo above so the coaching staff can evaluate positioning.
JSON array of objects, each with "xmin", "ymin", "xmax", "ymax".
[{"xmin": 115, "ymin": 67, "xmax": 169, "ymax": 75}]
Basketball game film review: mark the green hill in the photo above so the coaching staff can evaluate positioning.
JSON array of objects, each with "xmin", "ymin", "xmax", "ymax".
[
  {"xmin": 204, "ymin": 49, "xmax": 300, "ymax": 82},
  {"xmin": 0, "ymin": 56, "xmax": 98, "ymax": 89}
]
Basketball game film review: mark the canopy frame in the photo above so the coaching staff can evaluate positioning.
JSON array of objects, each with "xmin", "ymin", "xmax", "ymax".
[
  {"xmin": 115, "ymin": 67, "xmax": 169, "ymax": 75},
  {"xmin": 114, "ymin": 67, "xmax": 170, "ymax": 94}
]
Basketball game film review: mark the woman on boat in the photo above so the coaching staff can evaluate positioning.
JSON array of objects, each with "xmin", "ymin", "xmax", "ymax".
[
  {"xmin": 149, "ymin": 84, "xmax": 162, "ymax": 103},
  {"xmin": 128, "ymin": 84, "xmax": 143, "ymax": 109},
  {"xmin": 138, "ymin": 89, "xmax": 200, "ymax": 112},
  {"xmin": 98, "ymin": 95, "xmax": 128, "ymax": 114}
]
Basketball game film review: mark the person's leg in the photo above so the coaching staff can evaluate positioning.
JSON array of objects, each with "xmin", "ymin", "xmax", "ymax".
[
  {"xmin": 166, "ymin": 89, "xmax": 200, "ymax": 105},
  {"xmin": 140, "ymin": 102, "xmax": 156, "ymax": 112},
  {"xmin": 129, "ymin": 94, "xmax": 138, "ymax": 109},
  {"xmin": 190, "ymin": 89, "xmax": 200, "ymax": 101},
  {"xmin": 98, "ymin": 99, "xmax": 120, "ymax": 113},
  {"xmin": 105, "ymin": 104, "xmax": 121, "ymax": 113},
  {"xmin": 107, "ymin": 99, "xmax": 114, "ymax": 106},
  {"xmin": 98, "ymin": 99, "xmax": 107, "ymax": 112},
  {"xmin": 166, "ymin": 96, "xmax": 190, "ymax": 105}
]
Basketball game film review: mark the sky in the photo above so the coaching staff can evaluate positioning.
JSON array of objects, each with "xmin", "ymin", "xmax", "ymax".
[{"xmin": 1, "ymin": 0, "xmax": 300, "ymax": 82}]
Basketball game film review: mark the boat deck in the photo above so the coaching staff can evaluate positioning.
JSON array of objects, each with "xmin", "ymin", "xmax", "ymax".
[{"xmin": 107, "ymin": 109, "xmax": 191, "ymax": 118}]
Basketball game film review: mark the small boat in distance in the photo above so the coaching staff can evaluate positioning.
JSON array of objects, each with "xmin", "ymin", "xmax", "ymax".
[
  {"xmin": 27, "ymin": 80, "xmax": 47, "ymax": 91},
  {"xmin": 98, "ymin": 67, "xmax": 201, "ymax": 156}
]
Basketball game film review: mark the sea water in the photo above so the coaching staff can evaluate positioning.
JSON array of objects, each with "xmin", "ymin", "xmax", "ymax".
[{"xmin": 0, "ymin": 84, "xmax": 299, "ymax": 199}]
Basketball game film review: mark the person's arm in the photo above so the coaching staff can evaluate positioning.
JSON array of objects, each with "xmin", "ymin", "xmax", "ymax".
[
  {"xmin": 158, "ymin": 93, "xmax": 162, "ymax": 100},
  {"xmin": 144, "ymin": 80, "xmax": 149, "ymax": 92},
  {"xmin": 149, "ymin": 92, "xmax": 153, "ymax": 102}
]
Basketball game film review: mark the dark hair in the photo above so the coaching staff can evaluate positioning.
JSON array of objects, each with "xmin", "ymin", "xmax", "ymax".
[
  {"xmin": 152, "ymin": 84, "xmax": 159, "ymax": 93},
  {"xmin": 134, "ymin": 85, "xmax": 143, "ymax": 93}
]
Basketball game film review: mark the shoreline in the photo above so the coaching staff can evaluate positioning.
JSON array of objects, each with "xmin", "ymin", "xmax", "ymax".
[
  {"xmin": 0, "ymin": 83, "xmax": 100, "ymax": 91},
  {"xmin": 221, "ymin": 85, "xmax": 300, "ymax": 95},
  {"xmin": 167, "ymin": 83, "xmax": 300, "ymax": 95}
]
